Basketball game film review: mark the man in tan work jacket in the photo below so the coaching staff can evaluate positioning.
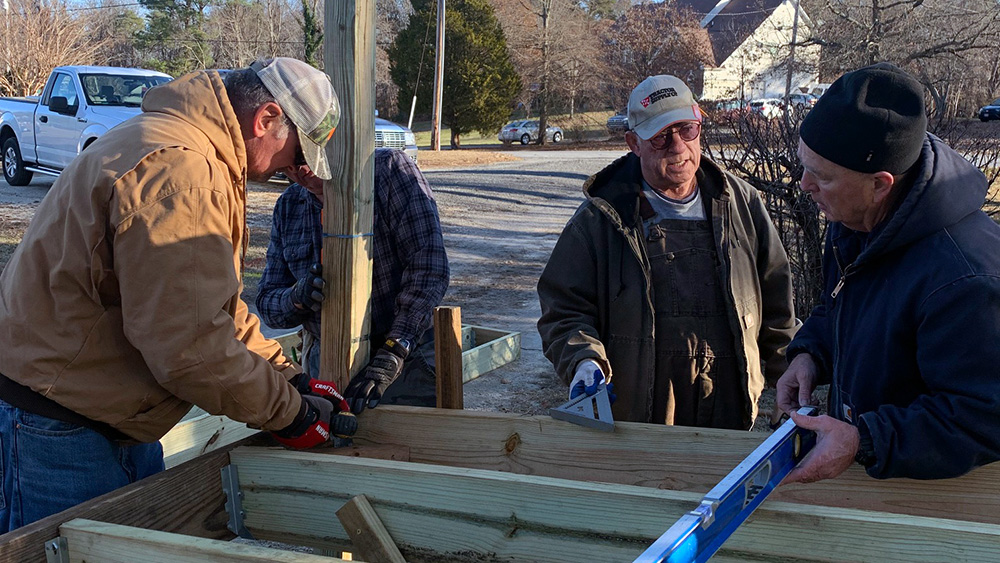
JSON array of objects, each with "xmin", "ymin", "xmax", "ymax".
[
  {"xmin": 0, "ymin": 58, "xmax": 349, "ymax": 532},
  {"xmin": 538, "ymin": 75, "xmax": 798, "ymax": 430}
]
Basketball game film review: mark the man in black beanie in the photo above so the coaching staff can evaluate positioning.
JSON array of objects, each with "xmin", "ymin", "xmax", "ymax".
[{"xmin": 777, "ymin": 62, "xmax": 1000, "ymax": 482}]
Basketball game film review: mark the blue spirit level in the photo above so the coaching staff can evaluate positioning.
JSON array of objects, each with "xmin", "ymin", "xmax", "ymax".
[{"xmin": 634, "ymin": 406, "xmax": 818, "ymax": 563}]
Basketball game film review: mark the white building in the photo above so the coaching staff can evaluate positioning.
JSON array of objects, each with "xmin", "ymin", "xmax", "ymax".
[{"xmin": 678, "ymin": 0, "xmax": 821, "ymax": 101}]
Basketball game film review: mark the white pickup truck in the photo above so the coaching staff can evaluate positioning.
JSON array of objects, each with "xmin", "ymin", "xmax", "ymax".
[{"xmin": 1, "ymin": 65, "xmax": 172, "ymax": 186}]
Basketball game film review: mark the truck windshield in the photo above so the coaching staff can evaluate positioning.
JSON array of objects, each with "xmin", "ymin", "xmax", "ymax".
[{"xmin": 79, "ymin": 74, "xmax": 172, "ymax": 108}]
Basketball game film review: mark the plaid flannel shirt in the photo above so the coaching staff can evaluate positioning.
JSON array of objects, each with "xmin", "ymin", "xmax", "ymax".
[{"xmin": 256, "ymin": 148, "xmax": 449, "ymax": 345}]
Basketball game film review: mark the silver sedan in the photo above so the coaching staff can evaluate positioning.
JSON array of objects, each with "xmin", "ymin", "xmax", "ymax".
[{"xmin": 498, "ymin": 120, "xmax": 564, "ymax": 145}]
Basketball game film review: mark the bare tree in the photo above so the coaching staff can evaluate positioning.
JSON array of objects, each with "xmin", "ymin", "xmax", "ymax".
[
  {"xmin": 805, "ymin": 0, "xmax": 1000, "ymax": 118},
  {"xmin": 205, "ymin": 0, "xmax": 300, "ymax": 70},
  {"xmin": 491, "ymin": 0, "xmax": 602, "ymax": 143},
  {"xmin": 0, "ymin": 0, "xmax": 106, "ymax": 96},
  {"xmin": 83, "ymin": 1, "xmax": 145, "ymax": 68},
  {"xmin": 600, "ymin": 2, "xmax": 714, "ymax": 110}
]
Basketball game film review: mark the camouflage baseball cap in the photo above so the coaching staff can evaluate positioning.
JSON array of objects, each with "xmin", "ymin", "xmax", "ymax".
[{"xmin": 252, "ymin": 57, "xmax": 340, "ymax": 180}]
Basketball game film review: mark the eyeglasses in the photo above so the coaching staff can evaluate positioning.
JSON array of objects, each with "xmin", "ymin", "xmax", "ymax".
[{"xmin": 647, "ymin": 122, "xmax": 701, "ymax": 149}]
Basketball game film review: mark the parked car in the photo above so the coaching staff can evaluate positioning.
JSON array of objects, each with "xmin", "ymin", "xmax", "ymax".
[
  {"xmin": 1, "ymin": 65, "xmax": 172, "ymax": 186},
  {"xmin": 787, "ymin": 92, "xmax": 818, "ymax": 109},
  {"xmin": 808, "ymin": 83, "xmax": 832, "ymax": 98},
  {"xmin": 979, "ymin": 98, "xmax": 1000, "ymax": 122},
  {"xmin": 747, "ymin": 98, "xmax": 784, "ymax": 119},
  {"xmin": 606, "ymin": 111, "xmax": 629, "ymax": 134},
  {"xmin": 703, "ymin": 99, "xmax": 745, "ymax": 122},
  {"xmin": 498, "ymin": 120, "xmax": 563, "ymax": 145},
  {"xmin": 375, "ymin": 115, "xmax": 418, "ymax": 162}
]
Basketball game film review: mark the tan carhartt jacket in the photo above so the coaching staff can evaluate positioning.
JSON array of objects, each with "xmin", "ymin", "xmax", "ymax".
[{"xmin": 0, "ymin": 70, "xmax": 302, "ymax": 442}]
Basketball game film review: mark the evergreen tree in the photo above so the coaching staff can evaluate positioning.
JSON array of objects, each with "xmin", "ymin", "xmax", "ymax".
[
  {"xmin": 136, "ymin": 0, "xmax": 213, "ymax": 76},
  {"xmin": 389, "ymin": 0, "xmax": 521, "ymax": 148},
  {"xmin": 302, "ymin": 0, "xmax": 323, "ymax": 68}
]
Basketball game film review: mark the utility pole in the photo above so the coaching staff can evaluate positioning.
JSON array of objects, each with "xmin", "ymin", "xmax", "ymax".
[{"xmin": 430, "ymin": 0, "xmax": 445, "ymax": 150}]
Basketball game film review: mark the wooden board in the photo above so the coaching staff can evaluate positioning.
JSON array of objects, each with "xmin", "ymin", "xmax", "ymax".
[
  {"xmin": 434, "ymin": 306, "xmax": 464, "ymax": 409},
  {"xmin": 336, "ymin": 495, "xmax": 405, "ymax": 563},
  {"xmin": 0, "ymin": 447, "xmax": 233, "ymax": 563},
  {"xmin": 162, "ymin": 409, "xmax": 259, "ymax": 469},
  {"xmin": 461, "ymin": 326, "xmax": 521, "ymax": 383},
  {"xmin": 351, "ymin": 406, "xmax": 1000, "ymax": 526},
  {"xmin": 229, "ymin": 448, "xmax": 1000, "ymax": 563},
  {"xmin": 58, "ymin": 519, "xmax": 342, "ymax": 562},
  {"xmin": 321, "ymin": 0, "xmax": 376, "ymax": 389}
]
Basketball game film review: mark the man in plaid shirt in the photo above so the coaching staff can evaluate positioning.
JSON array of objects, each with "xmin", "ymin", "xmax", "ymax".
[{"xmin": 256, "ymin": 148, "xmax": 449, "ymax": 413}]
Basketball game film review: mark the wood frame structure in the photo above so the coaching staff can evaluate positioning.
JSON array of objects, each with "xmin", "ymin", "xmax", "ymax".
[
  {"xmin": 4, "ymin": 407, "xmax": 999, "ymax": 562},
  {"xmin": 157, "ymin": 325, "xmax": 519, "ymax": 470}
]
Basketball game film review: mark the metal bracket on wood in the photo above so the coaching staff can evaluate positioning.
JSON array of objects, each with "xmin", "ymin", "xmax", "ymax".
[
  {"xmin": 221, "ymin": 463, "xmax": 255, "ymax": 539},
  {"xmin": 43, "ymin": 536, "xmax": 69, "ymax": 563}
]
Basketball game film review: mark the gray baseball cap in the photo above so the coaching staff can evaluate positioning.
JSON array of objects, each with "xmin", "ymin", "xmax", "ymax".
[
  {"xmin": 627, "ymin": 75, "xmax": 702, "ymax": 140},
  {"xmin": 252, "ymin": 57, "xmax": 340, "ymax": 180}
]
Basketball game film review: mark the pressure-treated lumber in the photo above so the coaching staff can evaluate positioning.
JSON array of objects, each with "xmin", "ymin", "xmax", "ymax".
[
  {"xmin": 230, "ymin": 447, "xmax": 1000, "ymax": 562},
  {"xmin": 352, "ymin": 406, "xmax": 1000, "ymax": 526},
  {"xmin": 0, "ymin": 447, "xmax": 233, "ymax": 563},
  {"xmin": 336, "ymin": 495, "xmax": 406, "ymax": 563},
  {"xmin": 461, "ymin": 325, "xmax": 520, "ymax": 383},
  {"xmin": 321, "ymin": 0, "xmax": 376, "ymax": 390},
  {"xmin": 161, "ymin": 409, "xmax": 258, "ymax": 469},
  {"xmin": 57, "ymin": 519, "xmax": 342, "ymax": 562},
  {"xmin": 433, "ymin": 306, "xmax": 463, "ymax": 409}
]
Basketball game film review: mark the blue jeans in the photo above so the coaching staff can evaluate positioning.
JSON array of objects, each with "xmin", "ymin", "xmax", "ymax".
[{"xmin": 0, "ymin": 399, "xmax": 164, "ymax": 533}]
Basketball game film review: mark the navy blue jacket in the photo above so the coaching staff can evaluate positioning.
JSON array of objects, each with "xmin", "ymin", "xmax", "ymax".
[{"xmin": 789, "ymin": 134, "xmax": 1000, "ymax": 479}]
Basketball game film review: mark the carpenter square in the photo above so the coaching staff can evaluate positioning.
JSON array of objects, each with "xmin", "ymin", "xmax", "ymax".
[
  {"xmin": 633, "ymin": 406, "xmax": 819, "ymax": 563},
  {"xmin": 549, "ymin": 383, "xmax": 615, "ymax": 431}
]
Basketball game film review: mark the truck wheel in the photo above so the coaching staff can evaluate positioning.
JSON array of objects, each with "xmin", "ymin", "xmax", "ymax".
[{"xmin": 3, "ymin": 138, "xmax": 33, "ymax": 186}]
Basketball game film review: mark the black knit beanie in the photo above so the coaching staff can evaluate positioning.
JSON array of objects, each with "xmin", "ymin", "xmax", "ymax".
[{"xmin": 800, "ymin": 62, "xmax": 927, "ymax": 174}]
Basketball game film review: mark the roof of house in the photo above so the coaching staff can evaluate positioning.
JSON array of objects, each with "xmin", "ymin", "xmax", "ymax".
[{"xmin": 678, "ymin": 0, "xmax": 788, "ymax": 66}]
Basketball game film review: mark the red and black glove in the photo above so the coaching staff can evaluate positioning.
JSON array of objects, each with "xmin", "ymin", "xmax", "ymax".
[
  {"xmin": 273, "ymin": 394, "xmax": 336, "ymax": 449},
  {"xmin": 288, "ymin": 374, "xmax": 358, "ymax": 440}
]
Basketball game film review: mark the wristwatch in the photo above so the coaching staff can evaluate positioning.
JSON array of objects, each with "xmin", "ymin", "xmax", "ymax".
[
  {"xmin": 383, "ymin": 337, "xmax": 412, "ymax": 359},
  {"xmin": 854, "ymin": 420, "xmax": 877, "ymax": 468}
]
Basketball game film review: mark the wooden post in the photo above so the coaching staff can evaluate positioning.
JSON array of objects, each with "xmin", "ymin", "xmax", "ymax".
[
  {"xmin": 336, "ymin": 495, "xmax": 406, "ymax": 563},
  {"xmin": 433, "ymin": 306, "xmax": 463, "ymax": 409},
  {"xmin": 321, "ymin": 0, "xmax": 376, "ymax": 389},
  {"xmin": 430, "ymin": 0, "xmax": 445, "ymax": 150}
]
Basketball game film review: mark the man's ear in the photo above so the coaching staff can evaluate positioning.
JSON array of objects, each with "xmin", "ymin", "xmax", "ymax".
[
  {"xmin": 250, "ymin": 101, "xmax": 285, "ymax": 138},
  {"xmin": 871, "ymin": 171, "xmax": 895, "ymax": 204},
  {"xmin": 625, "ymin": 131, "xmax": 641, "ymax": 156}
]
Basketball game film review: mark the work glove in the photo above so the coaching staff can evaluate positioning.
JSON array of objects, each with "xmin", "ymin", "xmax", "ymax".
[
  {"xmin": 290, "ymin": 263, "xmax": 325, "ymax": 312},
  {"xmin": 291, "ymin": 374, "xmax": 359, "ymax": 439},
  {"xmin": 343, "ymin": 338, "xmax": 409, "ymax": 414},
  {"xmin": 569, "ymin": 359, "xmax": 616, "ymax": 404},
  {"xmin": 272, "ymin": 394, "xmax": 336, "ymax": 449}
]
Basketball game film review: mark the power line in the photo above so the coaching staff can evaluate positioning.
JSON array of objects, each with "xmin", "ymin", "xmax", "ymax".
[{"xmin": 66, "ymin": 2, "xmax": 143, "ymax": 11}]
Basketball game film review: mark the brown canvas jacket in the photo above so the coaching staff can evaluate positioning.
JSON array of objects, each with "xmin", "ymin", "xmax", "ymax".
[
  {"xmin": 537, "ymin": 153, "xmax": 798, "ymax": 428},
  {"xmin": 0, "ymin": 70, "xmax": 302, "ymax": 442}
]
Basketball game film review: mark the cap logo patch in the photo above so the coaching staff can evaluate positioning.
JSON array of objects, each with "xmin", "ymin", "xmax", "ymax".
[{"xmin": 641, "ymin": 87, "xmax": 678, "ymax": 108}]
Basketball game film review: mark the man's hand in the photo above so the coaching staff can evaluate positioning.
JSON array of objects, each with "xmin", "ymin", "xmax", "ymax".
[
  {"xmin": 776, "ymin": 353, "xmax": 818, "ymax": 415},
  {"xmin": 782, "ymin": 412, "xmax": 860, "ymax": 484},
  {"xmin": 290, "ymin": 263, "xmax": 324, "ymax": 312},
  {"xmin": 272, "ymin": 394, "xmax": 336, "ymax": 449},
  {"xmin": 569, "ymin": 359, "xmax": 605, "ymax": 400},
  {"xmin": 343, "ymin": 341, "xmax": 407, "ymax": 414},
  {"xmin": 295, "ymin": 375, "xmax": 358, "ymax": 439}
]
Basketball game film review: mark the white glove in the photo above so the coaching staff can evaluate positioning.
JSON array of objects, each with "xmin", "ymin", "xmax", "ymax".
[{"xmin": 569, "ymin": 359, "xmax": 605, "ymax": 400}]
